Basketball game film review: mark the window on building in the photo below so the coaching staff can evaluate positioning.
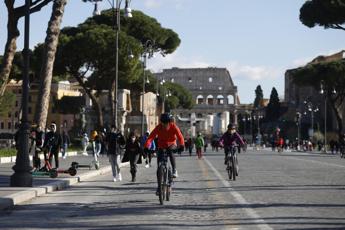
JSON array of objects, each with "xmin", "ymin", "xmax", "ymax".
[
  {"xmin": 28, "ymin": 107, "xmax": 32, "ymax": 114},
  {"xmin": 209, "ymin": 77, "xmax": 213, "ymax": 82},
  {"xmin": 18, "ymin": 89, "xmax": 22, "ymax": 94},
  {"xmin": 0, "ymin": 122, "xmax": 4, "ymax": 129},
  {"xmin": 15, "ymin": 111, "xmax": 18, "ymax": 118},
  {"xmin": 28, "ymin": 96, "xmax": 32, "ymax": 102},
  {"xmin": 217, "ymin": 95, "xmax": 224, "ymax": 105},
  {"xmin": 8, "ymin": 112, "xmax": 11, "ymax": 118},
  {"xmin": 15, "ymin": 101, "xmax": 18, "ymax": 107},
  {"xmin": 227, "ymin": 95, "xmax": 234, "ymax": 104},
  {"xmin": 8, "ymin": 122, "xmax": 11, "ymax": 129},
  {"xmin": 196, "ymin": 95, "xmax": 204, "ymax": 105},
  {"xmin": 206, "ymin": 95, "xmax": 214, "ymax": 105}
]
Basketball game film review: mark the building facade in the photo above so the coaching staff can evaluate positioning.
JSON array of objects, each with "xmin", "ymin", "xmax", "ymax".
[
  {"xmin": 0, "ymin": 80, "xmax": 82, "ymax": 135},
  {"xmin": 155, "ymin": 67, "xmax": 245, "ymax": 137},
  {"xmin": 284, "ymin": 50, "xmax": 345, "ymax": 137}
]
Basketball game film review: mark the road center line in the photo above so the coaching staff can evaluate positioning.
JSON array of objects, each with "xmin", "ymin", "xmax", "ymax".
[{"xmin": 203, "ymin": 157, "xmax": 273, "ymax": 230}]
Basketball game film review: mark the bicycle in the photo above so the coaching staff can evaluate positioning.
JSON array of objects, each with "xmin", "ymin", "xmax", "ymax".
[
  {"xmin": 225, "ymin": 145, "xmax": 239, "ymax": 181},
  {"xmin": 157, "ymin": 148, "xmax": 177, "ymax": 205}
]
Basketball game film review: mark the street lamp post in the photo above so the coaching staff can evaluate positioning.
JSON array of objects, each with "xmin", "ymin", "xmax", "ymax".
[
  {"xmin": 248, "ymin": 115, "xmax": 253, "ymax": 145},
  {"xmin": 158, "ymin": 78, "xmax": 166, "ymax": 113},
  {"xmin": 242, "ymin": 117, "xmax": 246, "ymax": 135},
  {"xmin": 320, "ymin": 81, "xmax": 336, "ymax": 153},
  {"xmin": 10, "ymin": 0, "xmax": 32, "ymax": 187},
  {"xmin": 295, "ymin": 112, "xmax": 301, "ymax": 150},
  {"xmin": 304, "ymin": 100, "xmax": 319, "ymax": 138},
  {"xmin": 141, "ymin": 40, "xmax": 154, "ymax": 136},
  {"xmin": 83, "ymin": 0, "xmax": 132, "ymax": 128}
]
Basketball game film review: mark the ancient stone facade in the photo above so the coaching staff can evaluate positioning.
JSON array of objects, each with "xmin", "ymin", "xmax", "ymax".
[{"xmin": 155, "ymin": 67, "xmax": 244, "ymax": 137}]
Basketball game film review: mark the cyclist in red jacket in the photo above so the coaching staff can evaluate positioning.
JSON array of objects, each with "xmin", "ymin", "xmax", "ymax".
[{"xmin": 144, "ymin": 113, "xmax": 184, "ymax": 194}]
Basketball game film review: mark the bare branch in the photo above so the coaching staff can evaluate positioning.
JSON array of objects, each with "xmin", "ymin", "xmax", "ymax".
[
  {"xmin": 329, "ymin": 24, "xmax": 345, "ymax": 31},
  {"xmin": 15, "ymin": 0, "xmax": 53, "ymax": 18}
]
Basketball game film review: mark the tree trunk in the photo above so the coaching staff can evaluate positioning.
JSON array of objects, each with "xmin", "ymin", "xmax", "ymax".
[
  {"xmin": 34, "ymin": 0, "xmax": 67, "ymax": 129},
  {"xmin": 0, "ymin": 3, "xmax": 19, "ymax": 97},
  {"xmin": 330, "ymin": 97, "xmax": 344, "ymax": 140},
  {"xmin": 0, "ymin": 0, "xmax": 53, "ymax": 97},
  {"xmin": 74, "ymin": 75, "xmax": 104, "ymax": 128}
]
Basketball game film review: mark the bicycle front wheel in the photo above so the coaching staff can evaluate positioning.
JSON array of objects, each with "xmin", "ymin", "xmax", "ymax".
[
  {"xmin": 166, "ymin": 170, "xmax": 172, "ymax": 201},
  {"xmin": 231, "ymin": 156, "xmax": 236, "ymax": 181},
  {"xmin": 227, "ymin": 157, "xmax": 232, "ymax": 180},
  {"xmin": 158, "ymin": 166, "xmax": 165, "ymax": 205}
]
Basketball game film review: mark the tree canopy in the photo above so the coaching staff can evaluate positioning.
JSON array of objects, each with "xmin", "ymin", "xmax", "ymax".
[
  {"xmin": 265, "ymin": 87, "xmax": 281, "ymax": 121},
  {"xmin": 291, "ymin": 59, "xmax": 345, "ymax": 137},
  {"xmin": 253, "ymin": 85, "xmax": 263, "ymax": 108},
  {"xmin": 300, "ymin": 0, "xmax": 345, "ymax": 31},
  {"xmin": 55, "ymin": 9, "xmax": 181, "ymax": 91},
  {"xmin": 164, "ymin": 82, "xmax": 194, "ymax": 110}
]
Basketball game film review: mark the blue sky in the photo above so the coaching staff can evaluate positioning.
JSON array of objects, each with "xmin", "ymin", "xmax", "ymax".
[{"xmin": 0, "ymin": 0, "xmax": 344, "ymax": 103}]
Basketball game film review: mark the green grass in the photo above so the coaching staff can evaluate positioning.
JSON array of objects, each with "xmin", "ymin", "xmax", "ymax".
[
  {"xmin": 0, "ymin": 148, "xmax": 17, "ymax": 157},
  {"xmin": 68, "ymin": 145, "xmax": 83, "ymax": 152}
]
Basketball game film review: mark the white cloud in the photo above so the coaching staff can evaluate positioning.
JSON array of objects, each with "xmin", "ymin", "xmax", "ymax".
[
  {"xmin": 226, "ymin": 62, "xmax": 282, "ymax": 81},
  {"xmin": 144, "ymin": 0, "xmax": 161, "ymax": 9},
  {"xmin": 290, "ymin": 57, "xmax": 311, "ymax": 68},
  {"xmin": 143, "ymin": 0, "xmax": 183, "ymax": 10},
  {"xmin": 147, "ymin": 51, "xmax": 211, "ymax": 72}
]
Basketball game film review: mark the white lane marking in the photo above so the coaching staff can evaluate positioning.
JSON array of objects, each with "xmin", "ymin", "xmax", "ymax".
[
  {"xmin": 284, "ymin": 156, "xmax": 345, "ymax": 169},
  {"xmin": 203, "ymin": 157, "xmax": 273, "ymax": 230}
]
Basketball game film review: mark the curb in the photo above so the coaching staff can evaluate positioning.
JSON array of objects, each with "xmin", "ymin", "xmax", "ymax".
[
  {"xmin": 0, "ymin": 151, "xmax": 79, "ymax": 165},
  {"xmin": 0, "ymin": 162, "xmax": 128, "ymax": 210}
]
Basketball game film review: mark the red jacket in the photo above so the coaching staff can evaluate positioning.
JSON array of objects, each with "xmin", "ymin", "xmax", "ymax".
[{"xmin": 144, "ymin": 123, "xmax": 185, "ymax": 149}]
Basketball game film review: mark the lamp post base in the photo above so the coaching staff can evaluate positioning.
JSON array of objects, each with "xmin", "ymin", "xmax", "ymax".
[{"xmin": 10, "ymin": 170, "xmax": 32, "ymax": 187}]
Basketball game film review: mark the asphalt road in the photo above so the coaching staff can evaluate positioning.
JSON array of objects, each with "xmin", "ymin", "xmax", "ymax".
[{"xmin": 1, "ymin": 149, "xmax": 345, "ymax": 230}]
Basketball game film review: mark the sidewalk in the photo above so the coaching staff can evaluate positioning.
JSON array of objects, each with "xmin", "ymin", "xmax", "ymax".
[{"xmin": 0, "ymin": 152, "xmax": 128, "ymax": 210}]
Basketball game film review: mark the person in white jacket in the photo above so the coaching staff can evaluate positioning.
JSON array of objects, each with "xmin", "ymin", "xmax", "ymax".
[{"xmin": 81, "ymin": 133, "xmax": 89, "ymax": 156}]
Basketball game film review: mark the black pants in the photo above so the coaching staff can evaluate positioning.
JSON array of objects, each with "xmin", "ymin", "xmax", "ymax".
[
  {"xmin": 129, "ymin": 153, "xmax": 140, "ymax": 177},
  {"xmin": 156, "ymin": 149, "xmax": 176, "ymax": 187},
  {"xmin": 145, "ymin": 151, "xmax": 153, "ymax": 165},
  {"xmin": 48, "ymin": 151, "xmax": 59, "ymax": 168},
  {"xmin": 33, "ymin": 149, "xmax": 41, "ymax": 169}
]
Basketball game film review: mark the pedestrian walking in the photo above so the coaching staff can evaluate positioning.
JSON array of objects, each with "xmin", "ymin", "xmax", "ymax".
[
  {"xmin": 195, "ymin": 132, "xmax": 205, "ymax": 159},
  {"xmin": 29, "ymin": 124, "xmax": 45, "ymax": 169},
  {"xmin": 204, "ymin": 138, "xmax": 208, "ymax": 153},
  {"xmin": 61, "ymin": 130, "xmax": 70, "ymax": 159},
  {"xmin": 91, "ymin": 130, "xmax": 101, "ymax": 162},
  {"xmin": 122, "ymin": 132, "xmax": 142, "ymax": 182},
  {"xmin": 106, "ymin": 125, "xmax": 125, "ymax": 182},
  {"xmin": 140, "ymin": 131, "xmax": 155, "ymax": 168},
  {"xmin": 186, "ymin": 137, "xmax": 193, "ymax": 156},
  {"xmin": 43, "ymin": 123, "xmax": 62, "ymax": 169},
  {"xmin": 81, "ymin": 132, "xmax": 89, "ymax": 156}
]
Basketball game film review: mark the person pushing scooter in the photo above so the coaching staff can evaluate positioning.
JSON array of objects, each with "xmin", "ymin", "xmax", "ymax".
[{"xmin": 43, "ymin": 123, "xmax": 62, "ymax": 169}]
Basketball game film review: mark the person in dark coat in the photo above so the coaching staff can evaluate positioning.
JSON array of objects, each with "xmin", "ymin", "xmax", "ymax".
[
  {"xmin": 43, "ymin": 123, "xmax": 62, "ymax": 169},
  {"xmin": 122, "ymin": 132, "xmax": 142, "ymax": 182}
]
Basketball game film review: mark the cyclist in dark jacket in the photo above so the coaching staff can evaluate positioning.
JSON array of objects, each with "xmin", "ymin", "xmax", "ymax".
[{"xmin": 219, "ymin": 123, "xmax": 244, "ymax": 164}]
